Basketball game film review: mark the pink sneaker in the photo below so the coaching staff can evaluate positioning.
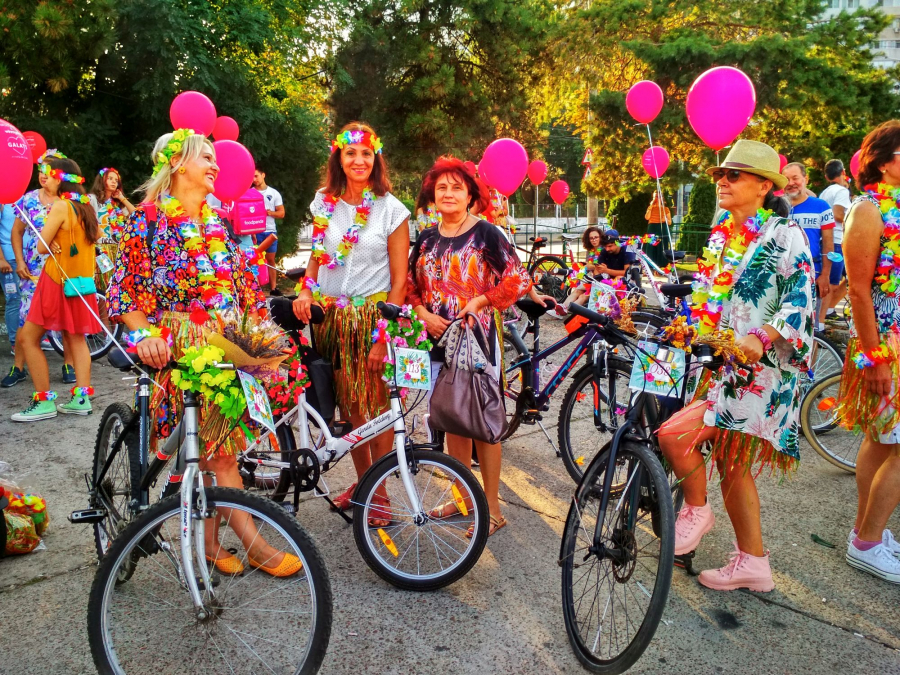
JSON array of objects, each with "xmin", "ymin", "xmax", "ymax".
[
  {"xmin": 698, "ymin": 543, "xmax": 775, "ymax": 592},
  {"xmin": 674, "ymin": 501, "xmax": 715, "ymax": 555}
]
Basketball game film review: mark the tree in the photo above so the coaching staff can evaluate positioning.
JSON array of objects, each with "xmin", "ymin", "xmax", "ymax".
[
  {"xmin": 678, "ymin": 179, "xmax": 717, "ymax": 253},
  {"xmin": 537, "ymin": 0, "xmax": 900, "ymax": 199}
]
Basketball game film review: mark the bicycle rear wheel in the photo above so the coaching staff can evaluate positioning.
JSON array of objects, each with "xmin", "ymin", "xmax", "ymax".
[
  {"xmin": 530, "ymin": 255, "xmax": 569, "ymax": 304},
  {"xmin": 49, "ymin": 292, "xmax": 123, "ymax": 360},
  {"xmin": 353, "ymin": 449, "xmax": 488, "ymax": 591},
  {"xmin": 87, "ymin": 487, "xmax": 332, "ymax": 675},
  {"xmin": 801, "ymin": 334, "xmax": 844, "ymax": 399},
  {"xmin": 561, "ymin": 441, "xmax": 674, "ymax": 673},
  {"xmin": 800, "ymin": 373, "xmax": 859, "ymax": 473}
]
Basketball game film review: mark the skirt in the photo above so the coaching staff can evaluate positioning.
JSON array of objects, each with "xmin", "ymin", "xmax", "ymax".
[
  {"xmin": 837, "ymin": 334, "xmax": 900, "ymax": 446},
  {"xmin": 26, "ymin": 271, "xmax": 103, "ymax": 335}
]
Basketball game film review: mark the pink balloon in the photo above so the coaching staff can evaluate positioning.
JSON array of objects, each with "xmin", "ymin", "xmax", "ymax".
[
  {"xmin": 549, "ymin": 180, "xmax": 570, "ymax": 205},
  {"xmin": 626, "ymin": 81, "xmax": 664, "ymax": 125},
  {"xmin": 22, "ymin": 131, "xmax": 47, "ymax": 164},
  {"xmin": 850, "ymin": 150, "xmax": 861, "ymax": 181},
  {"xmin": 170, "ymin": 91, "xmax": 217, "ymax": 136},
  {"xmin": 212, "ymin": 116, "xmax": 239, "ymax": 142},
  {"xmin": 479, "ymin": 138, "xmax": 529, "ymax": 197},
  {"xmin": 641, "ymin": 146, "xmax": 670, "ymax": 179},
  {"xmin": 212, "ymin": 140, "xmax": 255, "ymax": 203},
  {"xmin": 527, "ymin": 160, "xmax": 548, "ymax": 185},
  {"xmin": 778, "ymin": 154, "xmax": 788, "ymax": 171},
  {"xmin": 0, "ymin": 119, "xmax": 33, "ymax": 203},
  {"xmin": 686, "ymin": 67, "xmax": 756, "ymax": 151}
]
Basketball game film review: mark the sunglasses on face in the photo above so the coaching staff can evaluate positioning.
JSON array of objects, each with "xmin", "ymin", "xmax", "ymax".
[{"xmin": 711, "ymin": 169, "xmax": 746, "ymax": 183}]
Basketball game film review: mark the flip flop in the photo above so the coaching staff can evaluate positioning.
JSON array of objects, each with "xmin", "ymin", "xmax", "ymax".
[{"xmin": 467, "ymin": 514, "xmax": 507, "ymax": 539}]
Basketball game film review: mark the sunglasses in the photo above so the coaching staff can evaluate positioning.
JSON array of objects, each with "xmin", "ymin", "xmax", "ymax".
[{"xmin": 711, "ymin": 169, "xmax": 747, "ymax": 183}]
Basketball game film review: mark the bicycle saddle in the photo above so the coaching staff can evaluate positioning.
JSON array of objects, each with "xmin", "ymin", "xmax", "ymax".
[
  {"xmin": 659, "ymin": 283, "xmax": 693, "ymax": 299},
  {"xmin": 515, "ymin": 298, "xmax": 557, "ymax": 319},
  {"xmin": 284, "ymin": 267, "xmax": 307, "ymax": 281},
  {"xmin": 560, "ymin": 233, "xmax": 580, "ymax": 241},
  {"xmin": 664, "ymin": 250, "xmax": 686, "ymax": 262}
]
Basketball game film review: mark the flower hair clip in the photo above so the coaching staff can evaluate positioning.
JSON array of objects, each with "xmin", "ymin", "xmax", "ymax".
[
  {"xmin": 99, "ymin": 167, "xmax": 119, "ymax": 176},
  {"xmin": 40, "ymin": 164, "xmax": 84, "ymax": 184},
  {"xmin": 37, "ymin": 149, "xmax": 66, "ymax": 164},
  {"xmin": 331, "ymin": 130, "xmax": 383, "ymax": 154},
  {"xmin": 152, "ymin": 129, "xmax": 195, "ymax": 177}
]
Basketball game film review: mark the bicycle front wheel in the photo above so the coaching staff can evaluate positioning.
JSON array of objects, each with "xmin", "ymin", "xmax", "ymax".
[
  {"xmin": 353, "ymin": 449, "xmax": 489, "ymax": 591},
  {"xmin": 561, "ymin": 441, "xmax": 674, "ymax": 673},
  {"xmin": 800, "ymin": 373, "xmax": 859, "ymax": 473},
  {"xmin": 87, "ymin": 487, "xmax": 332, "ymax": 675},
  {"xmin": 530, "ymin": 255, "xmax": 569, "ymax": 304}
]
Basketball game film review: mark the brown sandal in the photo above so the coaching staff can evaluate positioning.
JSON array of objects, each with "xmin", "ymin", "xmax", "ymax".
[
  {"xmin": 367, "ymin": 494, "xmax": 392, "ymax": 528},
  {"xmin": 467, "ymin": 514, "xmax": 507, "ymax": 539}
]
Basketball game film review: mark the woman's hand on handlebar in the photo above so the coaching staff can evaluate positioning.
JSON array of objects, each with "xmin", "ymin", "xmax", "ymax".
[
  {"xmin": 735, "ymin": 334, "xmax": 764, "ymax": 364},
  {"xmin": 292, "ymin": 289, "xmax": 319, "ymax": 324},
  {"xmin": 136, "ymin": 336, "xmax": 172, "ymax": 370}
]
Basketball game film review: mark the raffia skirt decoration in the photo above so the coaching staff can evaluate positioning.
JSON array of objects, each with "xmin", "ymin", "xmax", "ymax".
[{"xmin": 837, "ymin": 333, "xmax": 900, "ymax": 447}]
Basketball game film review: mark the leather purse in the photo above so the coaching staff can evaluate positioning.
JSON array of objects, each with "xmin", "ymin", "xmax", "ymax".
[{"xmin": 429, "ymin": 315, "xmax": 508, "ymax": 444}]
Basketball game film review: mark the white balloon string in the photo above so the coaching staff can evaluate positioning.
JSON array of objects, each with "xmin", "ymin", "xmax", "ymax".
[{"xmin": 644, "ymin": 124, "xmax": 676, "ymax": 267}]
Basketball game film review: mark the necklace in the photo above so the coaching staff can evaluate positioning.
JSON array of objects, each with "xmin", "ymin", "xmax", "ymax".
[
  {"xmin": 863, "ymin": 183, "xmax": 900, "ymax": 300},
  {"xmin": 98, "ymin": 199, "xmax": 127, "ymax": 238},
  {"xmin": 159, "ymin": 194, "xmax": 236, "ymax": 322},
  {"xmin": 311, "ymin": 187, "xmax": 376, "ymax": 269},
  {"xmin": 440, "ymin": 214, "xmax": 469, "ymax": 238},
  {"xmin": 691, "ymin": 208, "xmax": 773, "ymax": 335}
]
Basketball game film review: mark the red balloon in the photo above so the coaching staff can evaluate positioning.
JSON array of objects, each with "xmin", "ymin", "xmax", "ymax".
[
  {"xmin": 549, "ymin": 180, "xmax": 570, "ymax": 205},
  {"xmin": 22, "ymin": 131, "xmax": 47, "ymax": 164},
  {"xmin": 850, "ymin": 150, "xmax": 861, "ymax": 181},
  {"xmin": 0, "ymin": 119, "xmax": 33, "ymax": 203},
  {"xmin": 463, "ymin": 160, "xmax": 476, "ymax": 174},
  {"xmin": 527, "ymin": 160, "xmax": 548, "ymax": 185},
  {"xmin": 212, "ymin": 116, "xmax": 240, "ymax": 142},
  {"xmin": 480, "ymin": 139, "xmax": 529, "ymax": 196},
  {"xmin": 170, "ymin": 91, "xmax": 217, "ymax": 136},
  {"xmin": 626, "ymin": 81, "xmax": 664, "ymax": 125},
  {"xmin": 212, "ymin": 140, "xmax": 255, "ymax": 203},
  {"xmin": 778, "ymin": 154, "xmax": 788, "ymax": 171}
]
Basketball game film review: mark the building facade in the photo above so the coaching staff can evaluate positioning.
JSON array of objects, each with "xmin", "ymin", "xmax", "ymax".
[{"xmin": 822, "ymin": 0, "xmax": 900, "ymax": 68}]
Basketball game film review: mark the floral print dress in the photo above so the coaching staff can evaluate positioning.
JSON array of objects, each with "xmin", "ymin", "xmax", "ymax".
[
  {"xmin": 13, "ymin": 190, "xmax": 53, "ymax": 328},
  {"xmin": 701, "ymin": 215, "xmax": 815, "ymax": 469}
]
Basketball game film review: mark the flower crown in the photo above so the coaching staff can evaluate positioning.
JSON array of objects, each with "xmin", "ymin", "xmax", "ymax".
[
  {"xmin": 152, "ymin": 129, "xmax": 195, "ymax": 177},
  {"xmin": 37, "ymin": 149, "xmax": 66, "ymax": 165},
  {"xmin": 99, "ymin": 167, "xmax": 119, "ymax": 177},
  {"xmin": 331, "ymin": 130, "xmax": 383, "ymax": 154},
  {"xmin": 40, "ymin": 164, "xmax": 85, "ymax": 184},
  {"xmin": 61, "ymin": 192, "xmax": 91, "ymax": 204}
]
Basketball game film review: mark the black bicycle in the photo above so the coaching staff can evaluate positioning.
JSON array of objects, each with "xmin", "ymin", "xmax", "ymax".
[{"xmin": 559, "ymin": 301, "xmax": 722, "ymax": 674}]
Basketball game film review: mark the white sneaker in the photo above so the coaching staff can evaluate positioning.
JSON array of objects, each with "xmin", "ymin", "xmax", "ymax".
[
  {"xmin": 846, "ymin": 540, "xmax": 900, "ymax": 583},
  {"xmin": 847, "ymin": 528, "xmax": 900, "ymax": 559}
]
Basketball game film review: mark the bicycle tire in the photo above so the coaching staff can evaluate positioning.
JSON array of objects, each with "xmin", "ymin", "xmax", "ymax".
[
  {"xmin": 561, "ymin": 440, "xmax": 674, "ymax": 673},
  {"xmin": 500, "ymin": 349, "xmax": 532, "ymax": 442},
  {"xmin": 800, "ymin": 373, "xmax": 859, "ymax": 473},
  {"xmin": 352, "ymin": 449, "xmax": 488, "ymax": 591},
  {"xmin": 87, "ymin": 487, "xmax": 332, "ymax": 675},
  {"xmin": 529, "ymin": 255, "xmax": 569, "ymax": 304},
  {"xmin": 558, "ymin": 359, "xmax": 633, "ymax": 484},
  {"xmin": 92, "ymin": 403, "xmax": 142, "ymax": 564}
]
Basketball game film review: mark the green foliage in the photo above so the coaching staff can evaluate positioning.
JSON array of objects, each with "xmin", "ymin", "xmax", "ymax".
[
  {"xmin": 685, "ymin": 179, "xmax": 716, "ymax": 225},
  {"xmin": 543, "ymin": 121, "xmax": 586, "ymax": 195},
  {"xmin": 607, "ymin": 191, "xmax": 653, "ymax": 235}
]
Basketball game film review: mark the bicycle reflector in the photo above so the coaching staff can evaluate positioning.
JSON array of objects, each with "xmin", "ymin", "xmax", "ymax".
[{"xmin": 817, "ymin": 397, "xmax": 837, "ymax": 411}]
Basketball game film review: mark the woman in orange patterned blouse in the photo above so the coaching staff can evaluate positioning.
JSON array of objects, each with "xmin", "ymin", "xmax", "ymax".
[{"xmin": 407, "ymin": 156, "xmax": 531, "ymax": 536}]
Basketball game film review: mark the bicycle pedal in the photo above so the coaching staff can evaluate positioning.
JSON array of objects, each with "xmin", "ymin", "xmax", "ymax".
[{"xmin": 68, "ymin": 508, "xmax": 107, "ymax": 524}]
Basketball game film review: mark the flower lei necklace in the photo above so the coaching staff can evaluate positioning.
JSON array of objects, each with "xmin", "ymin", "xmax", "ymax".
[
  {"xmin": 159, "ymin": 194, "xmax": 236, "ymax": 323},
  {"xmin": 311, "ymin": 188, "xmax": 376, "ymax": 269},
  {"xmin": 863, "ymin": 183, "xmax": 900, "ymax": 298},
  {"xmin": 98, "ymin": 199, "xmax": 128, "ymax": 237},
  {"xmin": 691, "ymin": 208, "xmax": 773, "ymax": 335}
]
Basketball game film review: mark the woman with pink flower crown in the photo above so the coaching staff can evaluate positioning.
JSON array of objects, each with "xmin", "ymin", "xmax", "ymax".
[{"xmin": 293, "ymin": 122, "xmax": 410, "ymax": 527}]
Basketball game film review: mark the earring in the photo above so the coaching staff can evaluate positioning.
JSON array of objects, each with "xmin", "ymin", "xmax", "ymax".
[{"xmin": 178, "ymin": 167, "xmax": 186, "ymax": 174}]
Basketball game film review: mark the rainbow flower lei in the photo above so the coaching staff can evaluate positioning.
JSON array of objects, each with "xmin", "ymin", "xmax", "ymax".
[
  {"xmin": 61, "ymin": 192, "xmax": 91, "ymax": 204},
  {"xmin": 311, "ymin": 188, "xmax": 376, "ymax": 269},
  {"xmin": 98, "ymin": 199, "xmax": 128, "ymax": 238},
  {"xmin": 331, "ymin": 130, "xmax": 383, "ymax": 154},
  {"xmin": 37, "ymin": 149, "xmax": 66, "ymax": 164},
  {"xmin": 691, "ymin": 208, "xmax": 773, "ymax": 335},
  {"xmin": 160, "ymin": 194, "xmax": 238, "ymax": 323},
  {"xmin": 863, "ymin": 182, "xmax": 900, "ymax": 299},
  {"xmin": 620, "ymin": 234, "xmax": 659, "ymax": 247},
  {"xmin": 41, "ymin": 164, "xmax": 84, "ymax": 184},
  {"xmin": 371, "ymin": 305, "xmax": 433, "ymax": 382}
]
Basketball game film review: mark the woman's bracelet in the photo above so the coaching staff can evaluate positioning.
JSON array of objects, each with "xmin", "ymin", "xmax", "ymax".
[
  {"xmin": 125, "ymin": 326, "xmax": 173, "ymax": 353},
  {"xmin": 852, "ymin": 343, "xmax": 894, "ymax": 369},
  {"xmin": 296, "ymin": 277, "xmax": 323, "ymax": 303},
  {"xmin": 747, "ymin": 327, "xmax": 773, "ymax": 352}
]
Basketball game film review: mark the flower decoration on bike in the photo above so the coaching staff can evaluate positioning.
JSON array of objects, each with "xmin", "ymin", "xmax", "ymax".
[
  {"xmin": 310, "ymin": 188, "xmax": 376, "ymax": 269},
  {"xmin": 267, "ymin": 339, "xmax": 312, "ymax": 416},
  {"xmin": 372, "ymin": 305, "xmax": 433, "ymax": 383},
  {"xmin": 691, "ymin": 208, "xmax": 772, "ymax": 335},
  {"xmin": 661, "ymin": 315, "xmax": 697, "ymax": 351},
  {"xmin": 620, "ymin": 233, "xmax": 659, "ymax": 247}
]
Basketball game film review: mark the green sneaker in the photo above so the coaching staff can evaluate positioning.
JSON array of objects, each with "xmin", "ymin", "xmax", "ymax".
[
  {"xmin": 58, "ymin": 394, "xmax": 93, "ymax": 416},
  {"xmin": 12, "ymin": 397, "xmax": 58, "ymax": 422}
]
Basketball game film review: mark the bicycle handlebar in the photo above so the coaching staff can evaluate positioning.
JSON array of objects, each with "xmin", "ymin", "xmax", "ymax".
[{"xmin": 376, "ymin": 301, "xmax": 402, "ymax": 321}]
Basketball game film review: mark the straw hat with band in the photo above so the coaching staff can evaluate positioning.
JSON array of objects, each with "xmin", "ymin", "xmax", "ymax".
[{"xmin": 705, "ymin": 140, "xmax": 788, "ymax": 191}]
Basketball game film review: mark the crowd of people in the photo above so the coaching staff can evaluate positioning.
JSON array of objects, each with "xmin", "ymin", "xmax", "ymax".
[{"xmin": 0, "ymin": 119, "xmax": 898, "ymax": 589}]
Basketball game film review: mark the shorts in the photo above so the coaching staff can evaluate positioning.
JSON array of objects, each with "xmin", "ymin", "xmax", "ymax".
[
  {"xmin": 829, "ymin": 243, "xmax": 844, "ymax": 285},
  {"xmin": 255, "ymin": 232, "xmax": 278, "ymax": 254}
]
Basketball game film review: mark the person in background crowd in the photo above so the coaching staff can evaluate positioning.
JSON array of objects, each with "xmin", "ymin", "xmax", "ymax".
[
  {"xmin": 292, "ymin": 122, "xmax": 410, "ymax": 528},
  {"xmin": 89, "ymin": 167, "xmax": 135, "ymax": 240},
  {"xmin": 407, "ymin": 156, "xmax": 532, "ymax": 536},
  {"xmin": 819, "ymin": 159, "xmax": 852, "ymax": 324},
  {"xmin": 782, "ymin": 162, "xmax": 835, "ymax": 331},
  {"xmin": 644, "ymin": 191, "xmax": 672, "ymax": 268},
  {"xmin": 11, "ymin": 157, "xmax": 102, "ymax": 422},
  {"xmin": 6, "ymin": 149, "xmax": 76, "ymax": 388},
  {"xmin": 836, "ymin": 121, "xmax": 900, "ymax": 583},
  {"xmin": 659, "ymin": 140, "xmax": 814, "ymax": 593},
  {"xmin": 553, "ymin": 225, "xmax": 604, "ymax": 315},
  {"xmin": 0, "ymin": 204, "xmax": 21, "ymax": 356},
  {"xmin": 252, "ymin": 169, "xmax": 284, "ymax": 296}
]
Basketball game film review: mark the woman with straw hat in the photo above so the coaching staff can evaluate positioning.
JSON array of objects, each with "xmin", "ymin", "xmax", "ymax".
[{"xmin": 658, "ymin": 139, "xmax": 815, "ymax": 592}]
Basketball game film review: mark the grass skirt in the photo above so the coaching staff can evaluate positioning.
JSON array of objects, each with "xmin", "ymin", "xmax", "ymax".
[
  {"xmin": 837, "ymin": 334, "xmax": 900, "ymax": 445},
  {"xmin": 314, "ymin": 298, "xmax": 387, "ymax": 420},
  {"xmin": 149, "ymin": 311, "xmax": 247, "ymax": 458}
]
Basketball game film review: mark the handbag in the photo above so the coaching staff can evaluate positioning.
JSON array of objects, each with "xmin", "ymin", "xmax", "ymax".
[{"xmin": 429, "ymin": 315, "xmax": 509, "ymax": 444}]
